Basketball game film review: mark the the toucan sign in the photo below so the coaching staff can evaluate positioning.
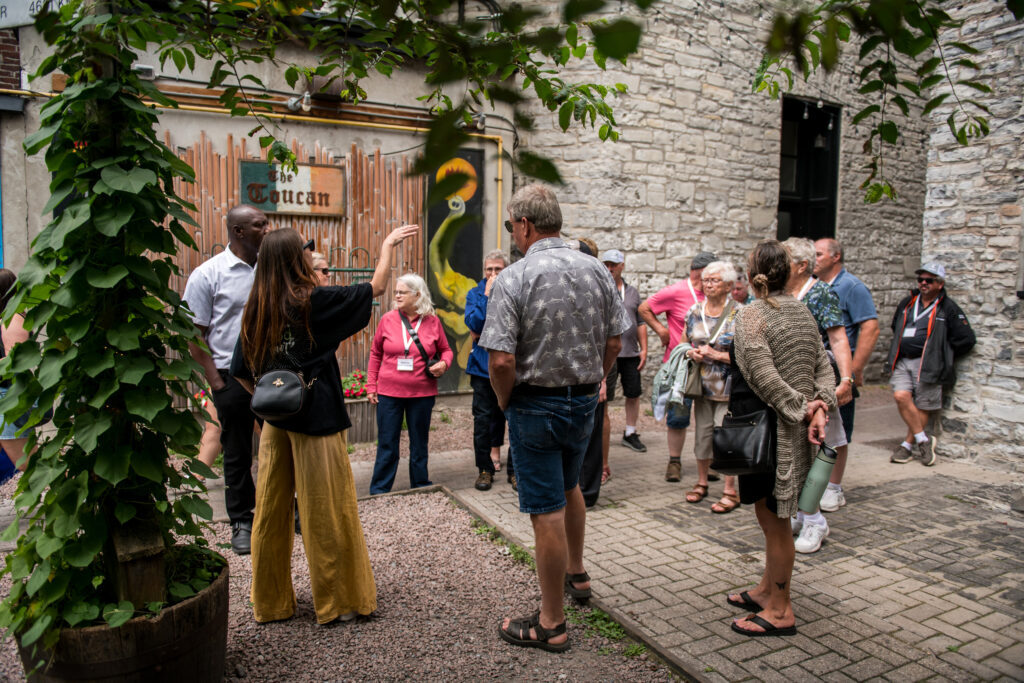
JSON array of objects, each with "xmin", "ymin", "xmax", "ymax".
[{"xmin": 239, "ymin": 160, "xmax": 346, "ymax": 217}]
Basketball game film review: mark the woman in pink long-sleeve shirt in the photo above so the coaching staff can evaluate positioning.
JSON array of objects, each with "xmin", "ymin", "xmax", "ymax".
[{"xmin": 366, "ymin": 273, "xmax": 453, "ymax": 494}]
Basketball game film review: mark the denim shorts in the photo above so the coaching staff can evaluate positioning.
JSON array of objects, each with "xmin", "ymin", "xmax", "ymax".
[
  {"xmin": 0, "ymin": 386, "xmax": 33, "ymax": 440},
  {"xmin": 665, "ymin": 397, "xmax": 692, "ymax": 430},
  {"xmin": 505, "ymin": 392, "xmax": 598, "ymax": 514}
]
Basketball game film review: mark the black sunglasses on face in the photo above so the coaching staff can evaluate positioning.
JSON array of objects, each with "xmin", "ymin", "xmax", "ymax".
[
  {"xmin": 504, "ymin": 220, "xmax": 514, "ymax": 233},
  {"xmin": 318, "ymin": 268, "xmax": 329, "ymax": 275},
  {"xmin": 917, "ymin": 276, "xmax": 935, "ymax": 284}
]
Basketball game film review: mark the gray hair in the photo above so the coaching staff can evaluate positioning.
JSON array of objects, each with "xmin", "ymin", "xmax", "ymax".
[
  {"xmin": 483, "ymin": 249, "xmax": 508, "ymax": 266},
  {"xmin": 817, "ymin": 237, "xmax": 843, "ymax": 261},
  {"xmin": 395, "ymin": 273, "xmax": 435, "ymax": 316},
  {"xmin": 783, "ymin": 237, "xmax": 816, "ymax": 271},
  {"xmin": 507, "ymin": 184, "xmax": 562, "ymax": 234},
  {"xmin": 703, "ymin": 260, "xmax": 737, "ymax": 284}
]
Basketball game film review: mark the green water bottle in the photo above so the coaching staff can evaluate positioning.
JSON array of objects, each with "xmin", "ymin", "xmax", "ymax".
[{"xmin": 798, "ymin": 445, "xmax": 837, "ymax": 513}]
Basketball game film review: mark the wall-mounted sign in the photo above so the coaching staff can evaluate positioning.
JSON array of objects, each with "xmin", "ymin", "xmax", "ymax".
[
  {"xmin": 0, "ymin": 1, "xmax": 71, "ymax": 30},
  {"xmin": 239, "ymin": 160, "xmax": 345, "ymax": 216}
]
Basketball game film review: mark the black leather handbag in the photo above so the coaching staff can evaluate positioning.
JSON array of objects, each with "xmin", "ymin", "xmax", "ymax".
[
  {"xmin": 711, "ymin": 409, "xmax": 776, "ymax": 476},
  {"xmin": 250, "ymin": 369, "xmax": 317, "ymax": 421}
]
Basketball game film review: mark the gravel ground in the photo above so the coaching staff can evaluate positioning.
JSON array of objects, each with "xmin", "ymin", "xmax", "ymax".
[{"xmin": 0, "ymin": 492, "xmax": 678, "ymax": 681}]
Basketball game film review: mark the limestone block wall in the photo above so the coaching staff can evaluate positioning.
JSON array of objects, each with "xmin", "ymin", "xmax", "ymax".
[
  {"xmin": 513, "ymin": 1, "xmax": 928, "ymax": 383},
  {"xmin": 921, "ymin": 5, "xmax": 1024, "ymax": 469}
]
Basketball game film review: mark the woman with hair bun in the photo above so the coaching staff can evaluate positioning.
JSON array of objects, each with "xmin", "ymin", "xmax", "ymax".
[{"xmin": 724, "ymin": 239, "xmax": 834, "ymax": 637}]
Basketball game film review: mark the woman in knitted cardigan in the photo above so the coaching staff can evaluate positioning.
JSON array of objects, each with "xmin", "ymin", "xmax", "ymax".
[{"xmin": 726, "ymin": 240, "xmax": 834, "ymax": 637}]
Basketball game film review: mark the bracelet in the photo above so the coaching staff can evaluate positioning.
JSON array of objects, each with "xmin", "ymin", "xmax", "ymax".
[{"xmin": 842, "ymin": 376, "xmax": 855, "ymax": 384}]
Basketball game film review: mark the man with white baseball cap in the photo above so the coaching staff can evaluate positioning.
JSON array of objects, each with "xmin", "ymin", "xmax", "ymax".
[{"xmin": 885, "ymin": 261, "xmax": 975, "ymax": 466}]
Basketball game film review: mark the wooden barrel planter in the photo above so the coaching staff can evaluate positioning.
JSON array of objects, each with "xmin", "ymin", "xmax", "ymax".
[
  {"xmin": 18, "ymin": 563, "xmax": 229, "ymax": 683},
  {"xmin": 346, "ymin": 397, "xmax": 376, "ymax": 444}
]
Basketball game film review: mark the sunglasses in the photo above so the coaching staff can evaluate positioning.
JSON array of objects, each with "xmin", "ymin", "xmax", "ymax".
[
  {"xmin": 917, "ymin": 276, "xmax": 936, "ymax": 284},
  {"xmin": 302, "ymin": 238, "xmax": 315, "ymax": 251},
  {"xmin": 504, "ymin": 220, "xmax": 514, "ymax": 233},
  {"xmin": 318, "ymin": 268, "xmax": 329, "ymax": 275}
]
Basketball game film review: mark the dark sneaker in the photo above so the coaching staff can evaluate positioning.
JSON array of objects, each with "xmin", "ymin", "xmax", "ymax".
[
  {"xmin": 621, "ymin": 432, "xmax": 647, "ymax": 452},
  {"xmin": 665, "ymin": 460, "xmax": 682, "ymax": 482},
  {"xmin": 475, "ymin": 470, "xmax": 493, "ymax": 491},
  {"xmin": 508, "ymin": 472, "xmax": 517, "ymax": 492},
  {"xmin": 231, "ymin": 521, "xmax": 252, "ymax": 555},
  {"xmin": 918, "ymin": 437, "xmax": 937, "ymax": 467},
  {"xmin": 890, "ymin": 445, "xmax": 914, "ymax": 464}
]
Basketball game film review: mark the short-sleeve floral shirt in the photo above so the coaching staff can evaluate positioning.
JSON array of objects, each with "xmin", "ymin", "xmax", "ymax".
[{"xmin": 801, "ymin": 279, "xmax": 843, "ymax": 337}]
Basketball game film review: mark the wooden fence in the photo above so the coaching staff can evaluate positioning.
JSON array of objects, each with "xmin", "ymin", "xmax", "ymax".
[{"xmin": 166, "ymin": 130, "xmax": 427, "ymax": 441}]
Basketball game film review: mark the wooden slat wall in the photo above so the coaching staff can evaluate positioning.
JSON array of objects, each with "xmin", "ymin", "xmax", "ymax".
[{"xmin": 166, "ymin": 131, "xmax": 426, "ymax": 380}]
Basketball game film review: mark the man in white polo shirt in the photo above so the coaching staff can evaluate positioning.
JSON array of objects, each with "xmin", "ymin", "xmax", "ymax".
[{"xmin": 184, "ymin": 205, "xmax": 267, "ymax": 555}]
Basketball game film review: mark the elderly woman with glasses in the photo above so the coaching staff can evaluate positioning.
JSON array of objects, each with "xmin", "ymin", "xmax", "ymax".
[
  {"xmin": 309, "ymin": 252, "xmax": 331, "ymax": 287},
  {"xmin": 366, "ymin": 273, "xmax": 453, "ymax": 495},
  {"xmin": 680, "ymin": 260, "xmax": 743, "ymax": 513}
]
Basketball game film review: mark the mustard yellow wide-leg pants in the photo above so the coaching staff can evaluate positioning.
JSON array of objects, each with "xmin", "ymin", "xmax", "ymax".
[{"xmin": 250, "ymin": 424, "xmax": 377, "ymax": 624}]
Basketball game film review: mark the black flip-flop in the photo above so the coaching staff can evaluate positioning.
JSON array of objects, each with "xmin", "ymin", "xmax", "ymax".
[
  {"xmin": 726, "ymin": 591, "xmax": 762, "ymax": 612},
  {"xmin": 499, "ymin": 611, "xmax": 570, "ymax": 653},
  {"xmin": 731, "ymin": 614, "xmax": 797, "ymax": 637}
]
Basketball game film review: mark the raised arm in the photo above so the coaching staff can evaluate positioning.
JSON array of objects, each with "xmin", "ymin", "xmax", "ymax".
[{"xmin": 370, "ymin": 224, "xmax": 421, "ymax": 297}]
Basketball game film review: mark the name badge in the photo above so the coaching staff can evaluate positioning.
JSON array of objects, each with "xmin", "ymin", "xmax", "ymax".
[
  {"xmin": 397, "ymin": 357, "xmax": 415, "ymax": 371},
  {"xmin": 903, "ymin": 326, "xmax": 916, "ymax": 338}
]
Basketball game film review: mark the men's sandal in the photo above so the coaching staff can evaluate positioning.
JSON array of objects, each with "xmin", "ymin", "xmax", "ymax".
[
  {"xmin": 726, "ymin": 591, "xmax": 762, "ymax": 612},
  {"xmin": 711, "ymin": 493, "xmax": 741, "ymax": 514},
  {"xmin": 564, "ymin": 571, "xmax": 592, "ymax": 603},
  {"xmin": 731, "ymin": 614, "xmax": 797, "ymax": 637},
  {"xmin": 499, "ymin": 611, "xmax": 570, "ymax": 653},
  {"xmin": 686, "ymin": 483, "xmax": 708, "ymax": 504}
]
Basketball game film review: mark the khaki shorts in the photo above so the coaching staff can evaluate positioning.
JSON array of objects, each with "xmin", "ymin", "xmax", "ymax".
[
  {"xmin": 693, "ymin": 397, "xmax": 729, "ymax": 461},
  {"xmin": 891, "ymin": 356, "xmax": 943, "ymax": 411}
]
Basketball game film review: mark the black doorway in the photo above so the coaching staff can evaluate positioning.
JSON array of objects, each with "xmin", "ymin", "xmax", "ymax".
[{"xmin": 776, "ymin": 97, "xmax": 840, "ymax": 241}]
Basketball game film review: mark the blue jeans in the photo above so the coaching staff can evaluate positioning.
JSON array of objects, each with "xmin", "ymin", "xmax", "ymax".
[
  {"xmin": 370, "ymin": 395, "xmax": 435, "ymax": 495},
  {"xmin": 505, "ymin": 392, "xmax": 598, "ymax": 514}
]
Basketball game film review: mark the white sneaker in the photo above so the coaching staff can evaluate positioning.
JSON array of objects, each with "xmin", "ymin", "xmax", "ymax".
[
  {"xmin": 791, "ymin": 516, "xmax": 802, "ymax": 536},
  {"xmin": 820, "ymin": 487, "xmax": 846, "ymax": 512},
  {"xmin": 794, "ymin": 520, "xmax": 829, "ymax": 554}
]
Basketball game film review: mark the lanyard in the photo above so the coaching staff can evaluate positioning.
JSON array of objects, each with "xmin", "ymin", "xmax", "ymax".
[
  {"xmin": 687, "ymin": 277, "xmax": 699, "ymax": 305},
  {"xmin": 796, "ymin": 277, "xmax": 815, "ymax": 301},
  {"xmin": 401, "ymin": 316, "xmax": 422, "ymax": 355},
  {"xmin": 912, "ymin": 297, "xmax": 936, "ymax": 324}
]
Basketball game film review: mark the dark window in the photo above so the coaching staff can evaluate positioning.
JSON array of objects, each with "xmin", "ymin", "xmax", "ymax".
[{"xmin": 776, "ymin": 97, "xmax": 840, "ymax": 241}]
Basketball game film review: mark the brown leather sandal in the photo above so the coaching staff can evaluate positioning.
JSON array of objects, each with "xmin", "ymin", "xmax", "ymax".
[
  {"xmin": 685, "ymin": 483, "xmax": 708, "ymax": 503},
  {"xmin": 711, "ymin": 493, "xmax": 741, "ymax": 514}
]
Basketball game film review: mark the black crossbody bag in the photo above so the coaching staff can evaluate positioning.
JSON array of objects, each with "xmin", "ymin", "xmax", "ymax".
[
  {"xmin": 399, "ymin": 312, "xmax": 441, "ymax": 378},
  {"xmin": 251, "ymin": 368, "xmax": 318, "ymax": 421}
]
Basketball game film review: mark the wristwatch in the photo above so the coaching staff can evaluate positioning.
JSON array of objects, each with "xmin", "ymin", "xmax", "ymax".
[{"xmin": 842, "ymin": 376, "xmax": 855, "ymax": 384}]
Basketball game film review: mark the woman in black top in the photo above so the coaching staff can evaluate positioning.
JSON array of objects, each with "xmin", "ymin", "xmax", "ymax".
[{"xmin": 231, "ymin": 224, "xmax": 418, "ymax": 625}]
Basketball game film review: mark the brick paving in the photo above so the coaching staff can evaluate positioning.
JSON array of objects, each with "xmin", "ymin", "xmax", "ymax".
[{"xmin": 420, "ymin": 401, "xmax": 1024, "ymax": 682}]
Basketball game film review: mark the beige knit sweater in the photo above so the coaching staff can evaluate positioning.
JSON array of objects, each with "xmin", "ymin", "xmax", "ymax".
[{"xmin": 733, "ymin": 294, "xmax": 837, "ymax": 518}]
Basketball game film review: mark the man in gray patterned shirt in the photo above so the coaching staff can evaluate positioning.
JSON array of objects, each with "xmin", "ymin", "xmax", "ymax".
[{"xmin": 481, "ymin": 185, "xmax": 628, "ymax": 653}]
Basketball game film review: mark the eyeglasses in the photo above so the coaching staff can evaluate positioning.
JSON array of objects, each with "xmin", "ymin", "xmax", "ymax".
[
  {"xmin": 701, "ymin": 278, "xmax": 723, "ymax": 285},
  {"xmin": 394, "ymin": 290, "xmax": 414, "ymax": 297},
  {"xmin": 917, "ymin": 276, "xmax": 936, "ymax": 284}
]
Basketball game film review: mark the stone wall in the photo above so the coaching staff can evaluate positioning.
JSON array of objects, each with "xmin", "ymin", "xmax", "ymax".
[
  {"xmin": 921, "ymin": 5, "xmax": 1024, "ymax": 470},
  {"xmin": 514, "ymin": 1, "xmax": 929, "ymax": 382}
]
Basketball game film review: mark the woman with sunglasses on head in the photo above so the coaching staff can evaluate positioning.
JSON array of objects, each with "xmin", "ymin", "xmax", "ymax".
[
  {"xmin": 724, "ymin": 239, "xmax": 834, "ymax": 637},
  {"xmin": 230, "ymin": 224, "xmax": 419, "ymax": 625},
  {"xmin": 366, "ymin": 273, "xmax": 453, "ymax": 495}
]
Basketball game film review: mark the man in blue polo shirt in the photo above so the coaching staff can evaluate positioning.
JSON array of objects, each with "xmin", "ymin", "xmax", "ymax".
[{"xmin": 813, "ymin": 238, "xmax": 879, "ymax": 512}]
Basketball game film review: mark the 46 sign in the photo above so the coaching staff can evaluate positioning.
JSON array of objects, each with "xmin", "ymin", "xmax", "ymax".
[{"xmin": 1, "ymin": 0, "xmax": 72, "ymax": 29}]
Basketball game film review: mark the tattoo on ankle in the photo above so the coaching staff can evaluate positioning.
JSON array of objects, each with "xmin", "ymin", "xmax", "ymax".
[{"xmin": 775, "ymin": 581, "xmax": 786, "ymax": 590}]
